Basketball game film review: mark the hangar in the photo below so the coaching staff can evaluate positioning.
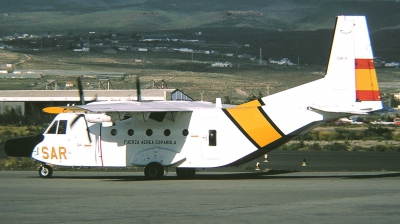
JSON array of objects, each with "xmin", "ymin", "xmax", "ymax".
[{"xmin": 0, "ymin": 89, "xmax": 193, "ymax": 115}]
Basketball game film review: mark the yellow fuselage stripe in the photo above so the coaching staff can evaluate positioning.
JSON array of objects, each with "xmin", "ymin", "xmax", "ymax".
[
  {"xmin": 237, "ymin": 99, "xmax": 263, "ymax": 108},
  {"xmin": 225, "ymin": 106, "xmax": 282, "ymax": 148}
]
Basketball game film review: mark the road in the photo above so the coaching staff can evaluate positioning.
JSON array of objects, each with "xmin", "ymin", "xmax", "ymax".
[{"xmin": 1, "ymin": 171, "xmax": 400, "ymax": 223}]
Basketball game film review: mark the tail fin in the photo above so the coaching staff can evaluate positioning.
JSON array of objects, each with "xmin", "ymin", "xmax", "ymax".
[
  {"xmin": 225, "ymin": 16, "xmax": 382, "ymax": 148},
  {"xmin": 325, "ymin": 15, "xmax": 381, "ymax": 108},
  {"xmin": 258, "ymin": 15, "xmax": 382, "ymax": 114}
]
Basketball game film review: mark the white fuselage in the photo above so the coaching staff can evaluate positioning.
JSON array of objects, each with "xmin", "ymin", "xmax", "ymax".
[
  {"xmin": 31, "ymin": 109, "xmax": 258, "ymax": 168},
  {"xmin": 31, "ymin": 102, "xmax": 339, "ymax": 169}
]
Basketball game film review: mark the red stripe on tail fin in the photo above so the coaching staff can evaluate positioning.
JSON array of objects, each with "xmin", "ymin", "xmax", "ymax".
[
  {"xmin": 355, "ymin": 59, "xmax": 374, "ymax": 69},
  {"xmin": 355, "ymin": 58, "xmax": 380, "ymax": 101}
]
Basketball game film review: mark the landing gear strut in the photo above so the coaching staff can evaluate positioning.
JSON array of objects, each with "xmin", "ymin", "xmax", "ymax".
[{"xmin": 39, "ymin": 164, "xmax": 53, "ymax": 178}]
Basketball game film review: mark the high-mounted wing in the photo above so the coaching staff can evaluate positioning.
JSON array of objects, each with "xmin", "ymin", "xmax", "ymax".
[
  {"xmin": 74, "ymin": 100, "xmax": 232, "ymax": 122},
  {"xmin": 77, "ymin": 100, "xmax": 222, "ymax": 113}
]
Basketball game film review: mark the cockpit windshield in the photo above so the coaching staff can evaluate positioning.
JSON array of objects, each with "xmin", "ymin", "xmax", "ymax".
[{"xmin": 46, "ymin": 120, "xmax": 68, "ymax": 134}]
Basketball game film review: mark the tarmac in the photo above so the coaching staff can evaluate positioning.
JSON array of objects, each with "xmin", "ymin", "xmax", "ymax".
[
  {"xmin": 2, "ymin": 147, "xmax": 400, "ymax": 172},
  {"xmin": 2, "ymin": 148, "xmax": 400, "ymax": 223},
  {"xmin": 1, "ymin": 170, "xmax": 400, "ymax": 223}
]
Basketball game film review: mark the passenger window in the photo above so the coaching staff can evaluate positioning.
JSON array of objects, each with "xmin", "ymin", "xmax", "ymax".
[
  {"xmin": 209, "ymin": 130, "xmax": 217, "ymax": 146},
  {"xmin": 47, "ymin": 121, "xmax": 58, "ymax": 134},
  {"xmin": 57, "ymin": 120, "xmax": 68, "ymax": 134}
]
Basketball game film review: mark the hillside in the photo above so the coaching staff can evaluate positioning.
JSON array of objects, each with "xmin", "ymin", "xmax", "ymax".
[
  {"xmin": 0, "ymin": 0, "xmax": 399, "ymax": 34},
  {"xmin": 0, "ymin": 0, "xmax": 398, "ymax": 63}
]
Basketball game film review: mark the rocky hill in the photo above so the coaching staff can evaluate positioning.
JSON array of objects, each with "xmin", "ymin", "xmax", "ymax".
[{"xmin": 0, "ymin": 0, "xmax": 398, "ymax": 33}]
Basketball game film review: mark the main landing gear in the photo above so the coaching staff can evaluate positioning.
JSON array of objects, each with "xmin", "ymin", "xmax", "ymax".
[
  {"xmin": 143, "ymin": 163, "xmax": 196, "ymax": 179},
  {"xmin": 39, "ymin": 164, "xmax": 53, "ymax": 178},
  {"xmin": 144, "ymin": 162, "xmax": 164, "ymax": 179}
]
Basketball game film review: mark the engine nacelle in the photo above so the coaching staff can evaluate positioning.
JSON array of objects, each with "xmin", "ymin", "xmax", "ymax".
[{"xmin": 84, "ymin": 113, "xmax": 113, "ymax": 123}]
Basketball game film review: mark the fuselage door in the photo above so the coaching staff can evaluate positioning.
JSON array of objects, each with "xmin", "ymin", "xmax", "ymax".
[{"xmin": 201, "ymin": 118, "xmax": 219, "ymax": 160}]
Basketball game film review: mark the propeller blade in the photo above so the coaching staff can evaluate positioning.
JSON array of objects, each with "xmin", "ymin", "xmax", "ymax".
[
  {"xmin": 136, "ymin": 75, "xmax": 141, "ymax": 102},
  {"xmin": 70, "ymin": 114, "xmax": 92, "ymax": 143},
  {"xmin": 77, "ymin": 77, "xmax": 85, "ymax": 105},
  {"xmin": 70, "ymin": 114, "xmax": 82, "ymax": 127},
  {"xmin": 85, "ymin": 126, "xmax": 92, "ymax": 143}
]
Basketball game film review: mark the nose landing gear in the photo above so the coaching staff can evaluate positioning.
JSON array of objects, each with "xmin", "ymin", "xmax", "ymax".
[{"xmin": 39, "ymin": 164, "xmax": 53, "ymax": 178}]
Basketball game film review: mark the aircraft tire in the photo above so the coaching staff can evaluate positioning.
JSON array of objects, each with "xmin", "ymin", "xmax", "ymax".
[
  {"xmin": 176, "ymin": 168, "xmax": 196, "ymax": 179},
  {"xmin": 39, "ymin": 165, "xmax": 53, "ymax": 178},
  {"xmin": 144, "ymin": 163, "xmax": 164, "ymax": 179}
]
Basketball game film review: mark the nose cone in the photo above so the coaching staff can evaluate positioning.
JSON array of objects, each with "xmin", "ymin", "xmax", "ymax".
[{"xmin": 4, "ymin": 134, "xmax": 44, "ymax": 157}]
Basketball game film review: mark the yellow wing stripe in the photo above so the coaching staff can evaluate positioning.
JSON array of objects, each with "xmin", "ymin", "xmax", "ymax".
[
  {"xmin": 225, "ymin": 106, "xmax": 282, "ymax": 148},
  {"xmin": 42, "ymin": 106, "xmax": 87, "ymax": 114}
]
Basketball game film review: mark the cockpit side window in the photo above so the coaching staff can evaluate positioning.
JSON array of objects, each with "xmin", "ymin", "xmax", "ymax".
[
  {"xmin": 57, "ymin": 120, "xmax": 68, "ymax": 134},
  {"xmin": 47, "ymin": 121, "xmax": 58, "ymax": 134}
]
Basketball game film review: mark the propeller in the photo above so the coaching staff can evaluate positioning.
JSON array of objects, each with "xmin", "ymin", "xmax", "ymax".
[
  {"xmin": 70, "ymin": 114, "xmax": 92, "ymax": 143},
  {"xmin": 71, "ymin": 76, "xmax": 91, "ymax": 143},
  {"xmin": 136, "ymin": 75, "xmax": 141, "ymax": 102},
  {"xmin": 77, "ymin": 76, "xmax": 85, "ymax": 105}
]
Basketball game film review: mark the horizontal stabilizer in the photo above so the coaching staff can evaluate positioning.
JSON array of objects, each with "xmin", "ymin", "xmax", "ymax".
[{"xmin": 308, "ymin": 105, "xmax": 376, "ymax": 115}]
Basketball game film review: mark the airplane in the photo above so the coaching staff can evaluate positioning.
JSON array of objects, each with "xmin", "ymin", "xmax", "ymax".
[{"xmin": 4, "ymin": 15, "xmax": 382, "ymax": 179}]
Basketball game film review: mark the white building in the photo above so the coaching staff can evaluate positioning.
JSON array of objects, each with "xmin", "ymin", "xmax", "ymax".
[
  {"xmin": 211, "ymin": 62, "xmax": 233, "ymax": 68},
  {"xmin": 385, "ymin": 62, "xmax": 399, "ymax": 68},
  {"xmin": 269, "ymin": 58, "xmax": 295, "ymax": 65}
]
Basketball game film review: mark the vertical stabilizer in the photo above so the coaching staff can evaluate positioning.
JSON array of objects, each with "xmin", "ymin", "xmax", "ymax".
[
  {"xmin": 254, "ymin": 15, "xmax": 382, "ymax": 137},
  {"xmin": 325, "ymin": 16, "xmax": 381, "ymax": 104},
  {"xmin": 223, "ymin": 15, "xmax": 383, "ymax": 161}
]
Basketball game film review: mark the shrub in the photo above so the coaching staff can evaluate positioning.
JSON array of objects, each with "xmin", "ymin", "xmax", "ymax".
[
  {"xmin": 327, "ymin": 132, "xmax": 339, "ymax": 141},
  {"xmin": 279, "ymin": 141, "xmax": 305, "ymax": 151},
  {"xmin": 393, "ymin": 133, "xmax": 400, "ymax": 141},
  {"xmin": 302, "ymin": 131, "xmax": 320, "ymax": 141},
  {"xmin": 363, "ymin": 126, "xmax": 393, "ymax": 140},
  {"xmin": 351, "ymin": 145, "xmax": 366, "ymax": 152},
  {"xmin": 322, "ymin": 142, "xmax": 348, "ymax": 151},
  {"xmin": 373, "ymin": 144, "xmax": 387, "ymax": 152},
  {"xmin": 332, "ymin": 128, "xmax": 364, "ymax": 140},
  {"xmin": 306, "ymin": 143, "xmax": 322, "ymax": 151},
  {"xmin": 0, "ymin": 158, "xmax": 38, "ymax": 170},
  {"xmin": 289, "ymin": 141, "xmax": 305, "ymax": 151},
  {"xmin": 318, "ymin": 132, "xmax": 330, "ymax": 140},
  {"xmin": 334, "ymin": 128, "xmax": 348, "ymax": 140}
]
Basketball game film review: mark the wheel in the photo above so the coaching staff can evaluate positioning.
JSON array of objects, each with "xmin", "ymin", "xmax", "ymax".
[
  {"xmin": 39, "ymin": 165, "xmax": 53, "ymax": 178},
  {"xmin": 176, "ymin": 168, "xmax": 196, "ymax": 179},
  {"xmin": 144, "ymin": 163, "xmax": 164, "ymax": 179}
]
